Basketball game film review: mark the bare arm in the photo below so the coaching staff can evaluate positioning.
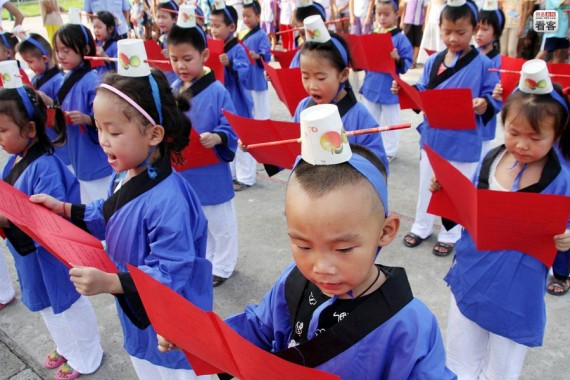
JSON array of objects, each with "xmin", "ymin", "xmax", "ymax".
[{"xmin": 4, "ymin": 3, "xmax": 24, "ymax": 26}]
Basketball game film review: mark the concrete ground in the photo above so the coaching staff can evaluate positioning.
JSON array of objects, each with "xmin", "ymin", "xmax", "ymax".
[{"xmin": 0, "ymin": 15, "xmax": 569, "ymax": 380}]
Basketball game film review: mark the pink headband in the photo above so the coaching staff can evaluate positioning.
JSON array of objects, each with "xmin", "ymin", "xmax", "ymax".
[{"xmin": 98, "ymin": 83, "xmax": 157, "ymax": 126}]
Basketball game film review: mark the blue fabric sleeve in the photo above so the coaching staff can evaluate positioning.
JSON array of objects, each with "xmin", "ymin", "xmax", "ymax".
[{"xmin": 212, "ymin": 90, "xmax": 238, "ymax": 162}]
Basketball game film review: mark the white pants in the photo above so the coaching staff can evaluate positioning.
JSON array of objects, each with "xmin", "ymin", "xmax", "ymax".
[
  {"xmin": 78, "ymin": 174, "xmax": 113, "ymax": 204},
  {"xmin": 250, "ymin": 90, "xmax": 270, "ymax": 120},
  {"xmin": 39, "ymin": 296, "xmax": 103, "ymax": 374},
  {"xmin": 0, "ymin": 252, "xmax": 15, "ymax": 304},
  {"xmin": 202, "ymin": 200, "xmax": 239, "ymax": 278},
  {"xmin": 361, "ymin": 98, "xmax": 401, "ymax": 157},
  {"xmin": 446, "ymin": 294, "xmax": 528, "ymax": 380},
  {"xmin": 130, "ymin": 356, "xmax": 210, "ymax": 380},
  {"xmin": 410, "ymin": 149, "xmax": 478, "ymax": 243}
]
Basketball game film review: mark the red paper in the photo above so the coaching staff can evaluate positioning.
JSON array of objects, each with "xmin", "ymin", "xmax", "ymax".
[
  {"xmin": 46, "ymin": 109, "xmax": 73, "ymax": 127},
  {"xmin": 499, "ymin": 56, "xmax": 525, "ymax": 101},
  {"xmin": 344, "ymin": 33, "xmax": 395, "ymax": 74},
  {"xmin": 206, "ymin": 39, "xmax": 225, "ymax": 84},
  {"xmin": 144, "ymin": 40, "xmax": 173, "ymax": 71},
  {"xmin": 89, "ymin": 57, "xmax": 105, "ymax": 68},
  {"xmin": 173, "ymin": 128, "xmax": 220, "ymax": 171},
  {"xmin": 263, "ymin": 61, "xmax": 307, "ymax": 116},
  {"xmin": 224, "ymin": 110, "xmax": 300, "ymax": 169},
  {"xmin": 424, "ymin": 48, "xmax": 436, "ymax": 57},
  {"xmin": 128, "ymin": 264, "xmax": 339, "ymax": 380},
  {"xmin": 392, "ymin": 74, "xmax": 422, "ymax": 110},
  {"xmin": 420, "ymin": 88, "xmax": 476, "ymax": 130},
  {"xmin": 271, "ymin": 48, "xmax": 299, "ymax": 69},
  {"xmin": 238, "ymin": 41, "xmax": 255, "ymax": 64},
  {"xmin": 0, "ymin": 181, "xmax": 118, "ymax": 273},
  {"xmin": 425, "ymin": 145, "xmax": 570, "ymax": 267},
  {"xmin": 548, "ymin": 62, "xmax": 570, "ymax": 89}
]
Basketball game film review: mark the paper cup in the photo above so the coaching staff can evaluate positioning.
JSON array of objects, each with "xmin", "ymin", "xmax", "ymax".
[
  {"xmin": 519, "ymin": 59, "xmax": 553, "ymax": 95},
  {"xmin": 0, "ymin": 61, "xmax": 23, "ymax": 89},
  {"xmin": 117, "ymin": 39, "xmax": 151, "ymax": 77},
  {"xmin": 178, "ymin": 4, "xmax": 197, "ymax": 28},
  {"xmin": 68, "ymin": 8, "xmax": 82, "ymax": 25},
  {"xmin": 304, "ymin": 15, "xmax": 330, "ymax": 43}
]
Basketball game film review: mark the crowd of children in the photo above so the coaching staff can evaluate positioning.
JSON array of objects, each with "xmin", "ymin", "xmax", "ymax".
[{"xmin": 0, "ymin": 0, "xmax": 567, "ymax": 379}]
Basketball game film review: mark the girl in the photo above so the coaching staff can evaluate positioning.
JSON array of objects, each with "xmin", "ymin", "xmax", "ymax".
[
  {"xmin": 433, "ymin": 59, "xmax": 570, "ymax": 379},
  {"xmin": 168, "ymin": 20, "xmax": 240, "ymax": 288},
  {"xmin": 260, "ymin": 0, "xmax": 277, "ymax": 49},
  {"xmin": 361, "ymin": 0, "xmax": 413, "ymax": 162},
  {"xmin": 294, "ymin": 16, "xmax": 389, "ymax": 170},
  {"xmin": 289, "ymin": 1, "xmax": 327, "ymax": 68},
  {"xmin": 392, "ymin": 0, "xmax": 499, "ymax": 256},
  {"xmin": 32, "ymin": 68, "xmax": 214, "ymax": 380},
  {"xmin": 93, "ymin": 11, "xmax": 118, "ymax": 78},
  {"xmin": 156, "ymin": 0, "xmax": 179, "ymax": 84},
  {"xmin": 0, "ymin": 83, "xmax": 102, "ymax": 380},
  {"xmin": 50, "ymin": 24, "xmax": 113, "ymax": 203},
  {"xmin": 236, "ymin": 0, "xmax": 272, "ymax": 190},
  {"xmin": 476, "ymin": 0, "xmax": 504, "ymax": 158}
]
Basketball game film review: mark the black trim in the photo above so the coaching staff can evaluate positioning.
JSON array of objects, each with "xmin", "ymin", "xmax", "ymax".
[
  {"xmin": 480, "ymin": 95, "xmax": 496, "ymax": 125},
  {"xmin": 304, "ymin": 87, "xmax": 357, "ymax": 118},
  {"xmin": 241, "ymin": 24, "xmax": 260, "ymax": 42},
  {"xmin": 70, "ymin": 203, "xmax": 90, "ymax": 232},
  {"xmin": 389, "ymin": 27, "xmax": 402, "ymax": 36},
  {"xmin": 213, "ymin": 132, "xmax": 228, "ymax": 147},
  {"xmin": 102, "ymin": 156, "xmax": 172, "ymax": 223},
  {"xmin": 32, "ymin": 66, "xmax": 61, "ymax": 91},
  {"xmin": 486, "ymin": 48, "xmax": 499, "ymax": 60},
  {"xmin": 427, "ymin": 47, "xmax": 479, "ymax": 90},
  {"xmin": 263, "ymin": 164, "xmax": 282, "ymax": 177},
  {"xmin": 116, "ymin": 272, "xmax": 151, "ymax": 329},
  {"xmin": 56, "ymin": 66, "xmax": 92, "ymax": 106},
  {"xmin": 4, "ymin": 144, "xmax": 47, "ymax": 186},
  {"xmin": 184, "ymin": 70, "xmax": 216, "ymax": 98},
  {"xmin": 102, "ymin": 37, "xmax": 117, "ymax": 52},
  {"xmin": 224, "ymin": 37, "xmax": 239, "ymax": 53}
]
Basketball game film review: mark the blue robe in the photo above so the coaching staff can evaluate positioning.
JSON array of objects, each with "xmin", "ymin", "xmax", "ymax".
[
  {"xmin": 95, "ymin": 39, "xmax": 118, "ymax": 78},
  {"xmin": 225, "ymin": 263, "xmax": 456, "ymax": 379},
  {"xmin": 172, "ymin": 70, "xmax": 238, "ymax": 206},
  {"xmin": 445, "ymin": 146, "xmax": 570, "ymax": 347},
  {"xmin": 159, "ymin": 35, "xmax": 178, "ymax": 84},
  {"xmin": 32, "ymin": 66, "xmax": 69, "ymax": 165},
  {"xmin": 480, "ymin": 48, "xmax": 503, "ymax": 142},
  {"xmin": 289, "ymin": 49, "xmax": 301, "ymax": 68},
  {"xmin": 416, "ymin": 47, "xmax": 500, "ymax": 162},
  {"xmin": 293, "ymin": 90, "xmax": 389, "ymax": 172},
  {"xmin": 223, "ymin": 37, "xmax": 253, "ymax": 118},
  {"xmin": 360, "ymin": 29, "xmax": 413, "ymax": 105},
  {"xmin": 240, "ymin": 25, "xmax": 271, "ymax": 92},
  {"xmin": 77, "ymin": 158, "xmax": 213, "ymax": 369},
  {"xmin": 2, "ymin": 144, "xmax": 80, "ymax": 314},
  {"xmin": 59, "ymin": 65, "xmax": 112, "ymax": 181}
]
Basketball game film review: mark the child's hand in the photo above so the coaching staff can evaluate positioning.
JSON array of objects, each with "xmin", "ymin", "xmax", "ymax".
[
  {"xmin": 472, "ymin": 97, "xmax": 488, "ymax": 115},
  {"xmin": 35, "ymin": 90, "xmax": 54, "ymax": 106},
  {"xmin": 96, "ymin": 45, "xmax": 107, "ymax": 58},
  {"xmin": 492, "ymin": 83, "xmax": 503, "ymax": 101},
  {"xmin": 0, "ymin": 214, "xmax": 9, "ymax": 228},
  {"xmin": 161, "ymin": 49, "xmax": 169, "ymax": 59},
  {"xmin": 238, "ymin": 139, "xmax": 248, "ymax": 152},
  {"xmin": 390, "ymin": 80, "xmax": 400, "ymax": 94},
  {"xmin": 390, "ymin": 48, "xmax": 400, "ymax": 61},
  {"xmin": 29, "ymin": 194, "xmax": 65, "ymax": 216},
  {"xmin": 554, "ymin": 229, "xmax": 570, "ymax": 252},
  {"xmin": 67, "ymin": 111, "xmax": 91, "ymax": 125},
  {"xmin": 69, "ymin": 266, "xmax": 121, "ymax": 296},
  {"xmin": 429, "ymin": 176, "xmax": 442, "ymax": 192},
  {"xmin": 200, "ymin": 132, "xmax": 222, "ymax": 148},
  {"xmin": 248, "ymin": 50, "xmax": 258, "ymax": 60},
  {"xmin": 157, "ymin": 335, "xmax": 180, "ymax": 352},
  {"xmin": 219, "ymin": 53, "xmax": 230, "ymax": 67}
]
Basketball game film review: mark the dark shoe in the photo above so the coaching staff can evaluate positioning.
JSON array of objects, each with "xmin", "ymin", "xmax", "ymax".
[
  {"xmin": 432, "ymin": 242, "xmax": 455, "ymax": 257},
  {"xmin": 547, "ymin": 277, "xmax": 570, "ymax": 296},
  {"xmin": 213, "ymin": 275, "xmax": 228, "ymax": 287},
  {"xmin": 233, "ymin": 181, "xmax": 252, "ymax": 192},
  {"xmin": 403, "ymin": 232, "xmax": 430, "ymax": 248}
]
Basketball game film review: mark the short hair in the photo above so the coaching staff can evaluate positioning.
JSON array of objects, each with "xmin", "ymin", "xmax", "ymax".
[
  {"xmin": 17, "ymin": 33, "xmax": 53, "ymax": 59},
  {"xmin": 440, "ymin": 1, "xmax": 478, "ymax": 28},
  {"xmin": 212, "ymin": 6, "xmax": 238, "ymax": 26},
  {"xmin": 300, "ymin": 32, "xmax": 351, "ymax": 72},
  {"xmin": 167, "ymin": 25, "xmax": 207, "ymax": 52},
  {"xmin": 243, "ymin": 0, "xmax": 261, "ymax": 15},
  {"xmin": 294, "ymin": 3, "xmax": 326, "ymax": 24},
  {"xmin": 479, "ymin": 9, "xmax": 505, "ymax": 40}
]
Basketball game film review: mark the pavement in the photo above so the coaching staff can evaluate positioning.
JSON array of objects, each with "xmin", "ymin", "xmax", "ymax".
[{"xmin": 1, "ymin": 15, "xmax": 569, "ymax": 380}]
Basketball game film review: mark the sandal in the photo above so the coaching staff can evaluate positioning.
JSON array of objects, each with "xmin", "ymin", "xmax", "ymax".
[
  {"xmin": 432, "ymin": 242, "xmax": 455, "ymax": 257},
  {"xmin": 43, "ymin": 351, "xmax": 67, "ymax": 369},
  {"xmin": 213, "ymin": 275, "xmax": 227, "ymax": 287},
  {"xmin": 547, "ymin": 277, "xmax": 570, "ymax": 296},
  {"xmin": 233, "ymin": 181, "xmax": 252, "ymax": 192},
  {"xmin": 54, "ymin": 363, "xmax": 80, "ymax": 380},
  {"xmin": 403, "ymin": 232, "xmax": 430, "ymax": 248}
]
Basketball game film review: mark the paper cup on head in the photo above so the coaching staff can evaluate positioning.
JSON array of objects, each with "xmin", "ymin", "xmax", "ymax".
[
  {"xmin": 117, "ymin": 39, "xmax": 151, "ymax": 77},
  {"xmin": 243, "ymin": 0, "xmax": 253, "ymax": 4},
  {"xmin": 519, "ymin": 59, "xmax": 553, "ymax": 95},
  {"xmin": 482, "ymin": 0, "xmax": 498, "ymax": 11},
  {"xmin": 68, "ymin": 8, "xmax": 82, "ymax": 24},
  {"xmin": 298, "ymin": 0, "xmax": 313, "ymax": 8},
  {"xmin": 178, "ymin": 4, "xmax": 197, "ymax": 28},
  {"xmin": 0, "ymin": 61, "xmax": 23, "ymax": 89},
  {"xmin": 214, "ymin": 0, "xmax": 226, "ymax": 10},
  {"xmin": 300, "ymin": 104, "xmax": 351, "ymax": 165},
  {"xmin": 447, "ymin": 0, "xmax": 466, "ymax": 7},
  {"xmin": 304, "ymin": 15, "xmax": 330, "ymax": 43}
]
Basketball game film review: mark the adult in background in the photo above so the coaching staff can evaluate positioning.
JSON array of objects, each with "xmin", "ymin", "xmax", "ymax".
[
  {"xmin": 40, "ymin": 0, "xmax": 64, "ymax": 43},
  {"xmin": 0, "ymin": 0, "xmax": 24, "ymax": 35},
  {"xmin": 83, "ymin": 0, "xmax": 131, "ymax": 38}
]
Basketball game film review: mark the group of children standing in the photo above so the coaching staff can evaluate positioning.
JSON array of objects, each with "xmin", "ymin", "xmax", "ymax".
[{"xmin": 0, "ymin": 0, "xmax": 567, "ymax": 379}]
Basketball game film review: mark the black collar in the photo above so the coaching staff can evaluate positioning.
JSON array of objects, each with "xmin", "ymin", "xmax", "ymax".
[
  {"xmin": 32, "ymin": 66, "xmax": 61, "ymax": 90},
  {"xmin": 103, "ymin": 36, "xmax": 117, "ymax": 51},
  {"xmin": 241, "ymin": 24, "xmax": 260, "ymax": 42},
  {"xmin": 478, "ymin": 145, "xmax": 561, "ymax": 193},
  {"xmin": 102, "ymin": 157, "xmax": 172, "ymax": 223},
  {"xmin": 224, "ymin": 37, "xmax": 239, "ymax": 53},
  {"xmin": 428, "ymin": 46, "xmax": 479, "ymax": 89},
  {"xmin": 56, "ymin": 65, "xmax": 92, "ymax": 105},
  {"xmin": 186, "ymin": 70, "xmax": 217, "ymax": 98},
  {"xmin": 486, "ymin": 48, "xmax": 500, "ymax": 60},
  {"xmin": 389, "ymin": 27, "xmax": 402, "ymax": 36},
  {"xmin": 305, "ymin": 86, "xmax": 357, "ymax": 118},
  {"xmin": 4, "ymin": 143, "xmax": 48, "ymax": 186}
]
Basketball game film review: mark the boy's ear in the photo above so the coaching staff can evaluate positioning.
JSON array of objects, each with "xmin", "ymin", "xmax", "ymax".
[
  {"xmin": 377, "ymin": 214, "xmax": 400, "ymax": 248},
  {"xmin": 230, "ymin": 23, "xmax": 237, "ymax": 32},
  {"xmin": 41, "ymin": 55, "xmax": 50, "ymax": 64},
  {"xmin": 202, "ymin": 48, "xmax": 210, "ymax": 62},
  {"xmin": 149, "ymin": 124, "xmax": 165, "ymax": 146},
  {"xmin": 339, "ymin": 67, "xmax": 350, "ymax": 83}
]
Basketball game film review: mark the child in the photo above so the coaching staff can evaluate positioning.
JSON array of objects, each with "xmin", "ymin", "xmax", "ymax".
[
  {"xmin": 156, "ymin": 0, "xmax": 179, "ymax": 84},
  {"xmin": 0, "ymin": 32, "xmax": 19, "ymax": 61},
  {"xmin": 260, "ymin": 0, "xmax": 277, "ymax": 49},
  {"xmin": 540, "ymin": 0, "xmax": 570, "ymax": 63},
  {"xmin": 235, "ymin": 0, "xmax": 272, "ymax": 190},
  {"xmin": 399, "ymin": 0, "xmax": 428, "ymax": 68},
  {"xmin": 159, "ymin": 134, "xmax": 455, "ymax": 378},
  {"xmin": 168, "ymin": 10, "xmax": 240, "ymax": 288},
  {"xmin": 433, "ymin": 59, "xmax": 570, "ymax": 379},
  {"xmin": 418, "ymin": 0, "xmax": 446, "ymax": 64},
  {"xmin": 393, "ymin": 0, "xmax": 499, "ymax": 257},
  {"xmin": 476, "ymin": 0, "xmax": 504, "ymax": 158},
  {"xmin": 130, "ymin": 0, "xmax": 146, "ymax": 38},
  {"xmin": 31, "ymin": 50, "xmax": 214, "ymax": 380},
  {"xmin": 294, "ymin": 16, "xmax": 389, "ymax": 170},
  {"xmin": 17, "ymin": 33, "xmax": 69, "ymax": 166},
  {"xmin": 361, "ymin": 0, "xmax": 413, "ymax": 162},
  {"xmin": 0, "ymin": 78, "xmax": 103, "ymax": 380},
  {"xmin": 289, "ymin": 1, "xmax": 327, "ymax": 68},
  {"xmin": 93, "ymin": 11, "xmax": 118, "ymax": 77},
  {"xmin": 349, "ymin": 0, "xmax": 374, "ymax": 34},
  {"xmin": 51, "ymin": 24, "xmax": 113, "ymax": 203}
]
